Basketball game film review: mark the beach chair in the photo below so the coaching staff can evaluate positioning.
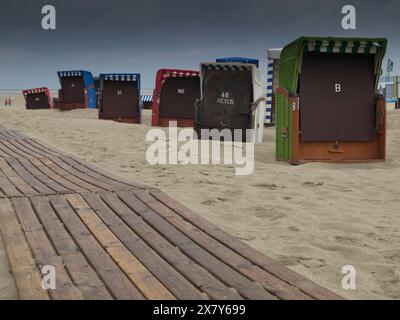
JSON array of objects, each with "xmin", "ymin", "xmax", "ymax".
[
  {"xmin": 22, "ymin": 87, "xmax": 54, "ymax": 110},
  {"xmin": 56, "ymin": 70, "xmax": 96, "ymax": 110},
  {"xmin": 195, "ymin": 61, "xmax": 265, "ymax": 143},
  {"xmin": 152, "ymin": 69, "xmax": 200, "ymax": 127},
  {"xmin": 99, "ymin": 73, "xmax": 141, "ymax": 124},
  {"xmin": 276, "ymin": 36, "xmax": 388, "ymax": 163}
]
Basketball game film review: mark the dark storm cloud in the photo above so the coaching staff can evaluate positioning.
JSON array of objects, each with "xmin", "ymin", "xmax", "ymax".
[{"xmin": 0, "ymin": 0, "xmax": 399, "ymax": 88}]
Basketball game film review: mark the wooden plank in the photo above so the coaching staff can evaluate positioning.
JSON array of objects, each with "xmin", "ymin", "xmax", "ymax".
[
  {"xmin": 30, "ymin": 196, "xmax": 113, "ymax": 300},
  {"xmin": 0, "ymin": 158, "xmax": 17, "ymax": 177},
  {"xmin": 9, "ymin": 139, "xmax": 55, "ymax": 158},
  {"xmin": 0, "ymin": 141, "xmax": 23, "ymax": 158},
  {"xmin": 116, "ymin": 191, "xmax": 276, "ymax": 300},
  {"xmin": 0, "ymin": 147, "xmax": 11, "ymax": 158},
  {"xmin": 135, "ymin": 190, "xmax": 312, "ymax": 300},
  {"xmin": 39, "ymin": 157, "xmax": 102, "ymax": 193},
  {"xmin": 0, "ymin": 198, "xmax": 49, "ymax": 300},
  {"xmin": 61, "ymin": 157, "xmax": 135, "ymax": 191},
  {"xmin": 0, "ymin": 158, "xmax": 39, "ymax": 196},
  {"xmin": 99, "ymin": 192, "xmax": 245, "ymax": 300},
  {"xmin": 2, "ymin": 129, "xmax": 24, "ymax": 140},
  {"xmin": 66, "ymin": 193, "xmax": 175, "ymax": 300},
  {"xmin": 24, "ymin": 138, "xmax": 66, "ymax": 158},
  {"xmin": 50, "ymin": 158, "xmax": 114, "ymax": 191},
  {"xmin": 0, "ymin": 138, "xmax": 108, "ymax": 193},
  {"xmin": 67, "ymin": 156, "xmax": 146, "ymax": 189},
  {"xmin": 150, "ymin": 189, "xmax": 344, "ymax": 300},
  {"xmin": 19, "ymin": 137, "xmax": 144, "ymax": 190},
  {"xmin": 48, "ymin": 194, "xmax": 145, "ymax": 300},
  {"xmin": 28, "ymin": 158, "xmax": 88, "ymax": 194},
  {"xmin": 23, "ymin": 138, "xmax": 145, "ymax": 189},
  {"xmin": 0, "ymin": 130, "xmax": 20, "ymax": 140},
  {"xmin": 5, "ymin": 158, "xmax": 55, "ymax": 195},
  {"xmin": 1, "ymin": 140, "xmax": 37, "ymax": 159},
  {"xmin": 11, "ymin": 197, "xmax": 84, "ymax": 300},
  {"xmin": 7, "ymin": 139, "xmax": 54, "ymax": 160},
  {"xmin": 8, "ymin": 176, "xmax": 40, "ymax": 196},
  {"xmin": 12, "ymin": 138, "xmax": 115, "ymax": 190},
  {"xmin": 0, "ymin": 132, "xmax": 9, "ymax": 140},
  {"xmin": 17, "ymin": 158, "xmax": 71, "ymax": 194},
  {"xmin": 82, "ymin": 192, "xmax": 208, "ymax": 300},
  {"xmin": 0, "ymin": 176, "xmax": 22, "ymax": 197}
]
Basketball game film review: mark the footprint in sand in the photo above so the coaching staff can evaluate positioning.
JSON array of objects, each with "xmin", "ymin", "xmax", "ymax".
[
  {"xmin": 302, "ymin": 181, "xmax": 324, "ymax": 187},
  {"xmin": 296, "ymin": 257, "xmax": 326, "ymax": 269},
  {"xmin": 334, "ymin": 236, "xmax": 358, "ymax": 245},
  {"xmin": 198, "ymin": 179, "xmax": 220, "ymax": 186},
  {"xmin": 248, "ymin": 206, "xmax": 287, "ymax": 221},
  {"xmin": 252, "ymin": 183, "xmax": 282, "ymax": 190},
  {"xmin": 201, "ymin": 199, "xmax": 217, "ymax": 206},
  {"xmin": 223, "ymin": 190, "xmax": 243, "ymax": 198},
  {"xmin": 382, "ymin": 250, "xmax": 400, "ymax": 265}
]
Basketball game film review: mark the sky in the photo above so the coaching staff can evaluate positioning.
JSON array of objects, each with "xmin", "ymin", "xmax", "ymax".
[{"xmin": 0, "ymin": 0, "xmax": 399, "ymax": 89}]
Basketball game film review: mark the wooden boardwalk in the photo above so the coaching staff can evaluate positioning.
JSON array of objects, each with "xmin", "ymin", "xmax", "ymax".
[{"xmin": 0, "ymin": 125, "xmax": 343, "ymax": 300}]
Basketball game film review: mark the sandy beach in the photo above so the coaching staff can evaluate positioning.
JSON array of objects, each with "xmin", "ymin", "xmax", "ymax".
[{"xmin": 0, "ymin": 93, "xmax": 399, "ymax": 300}]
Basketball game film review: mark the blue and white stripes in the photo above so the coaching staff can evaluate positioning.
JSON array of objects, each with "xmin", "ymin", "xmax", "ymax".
[
  {"xmin": 58, "ymin": 71, "xmax": 82, "ymax": 77},
  {"xmin": 141, "ymin": 95, "xmax": 153, "ymax": 103},
  {"xmin": 265, "ymin": 61, "xmax": 274, "ymax": 125},
  {"xmin": 102, "ymin": 74, "xmax": 138, "ymax": 82}
]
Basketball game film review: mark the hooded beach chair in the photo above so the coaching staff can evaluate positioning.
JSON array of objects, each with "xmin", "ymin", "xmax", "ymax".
[
  {"xmin": 22, "ymin": 87, "xmax": 54, "ymax": 110},
  {"xmin": 276, "ymin": 36, "xmax": 388, "ymax": 163},
  {"xmin": 99, "ymin": 73, "xmax": 142, "ymax": 124},
  {"xmin": 56, "ymin": 70, "xmax": 96, "ymax": 110},
  {"xmin": 152, "ymin": 69, "xmax": 200, "ymax": 127}
]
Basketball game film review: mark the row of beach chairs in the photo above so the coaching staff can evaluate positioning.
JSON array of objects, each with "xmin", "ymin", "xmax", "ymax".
[{"xmin": 22, "ymin": 36, "xmax": 390, "ymax": 163}]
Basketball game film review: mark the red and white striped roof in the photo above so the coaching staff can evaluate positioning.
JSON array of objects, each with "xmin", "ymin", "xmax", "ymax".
[
  {"xmin": 22, "ymin": 87, "xmax": 49, "ymax": 96},
  {"xmin": 161, "ymin": 70, "xmax": 199, "ymax": 85},
  {"xmin": 162, "ymin": 71, "xmax": 198, "ymax": 78}
]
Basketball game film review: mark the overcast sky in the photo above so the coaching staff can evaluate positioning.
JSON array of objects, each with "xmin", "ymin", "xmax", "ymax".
[{"xmin": 0, "ymin": 0, "xmax": 399, "ymax": 89}]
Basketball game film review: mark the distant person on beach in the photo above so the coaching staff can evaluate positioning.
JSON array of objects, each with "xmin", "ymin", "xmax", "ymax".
[{"xmin": 4, "ymin": 97, "xmax": 12, "ymax": 106}]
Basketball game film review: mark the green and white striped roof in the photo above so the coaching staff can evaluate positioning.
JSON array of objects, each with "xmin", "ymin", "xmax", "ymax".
[{"xmin": 304, "ymin": 39, "xmax": 382, "ymax": 54}]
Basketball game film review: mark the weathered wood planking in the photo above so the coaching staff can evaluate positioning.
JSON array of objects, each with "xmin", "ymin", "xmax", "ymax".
[
  {"xmin": 134, "ymin": 190, "xmax": 312, "ymax": 300},
  {"xmin": 149, "ymin": 189, "xmax": 344, "ymax": 300},
  {"xmin": 0, "ymin": 198, "xmax": 49, "ymax": 300},
  {"xmin": 30, "ymin": 196, "xmax": 113, "ymax": 300},
  {"xmin": 66, "ymin": 193, "xmax": 175, "ymax": 300},
  {"xmin": 0, "ymin": 126, "xmax": 343, "ymax": 300}
]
